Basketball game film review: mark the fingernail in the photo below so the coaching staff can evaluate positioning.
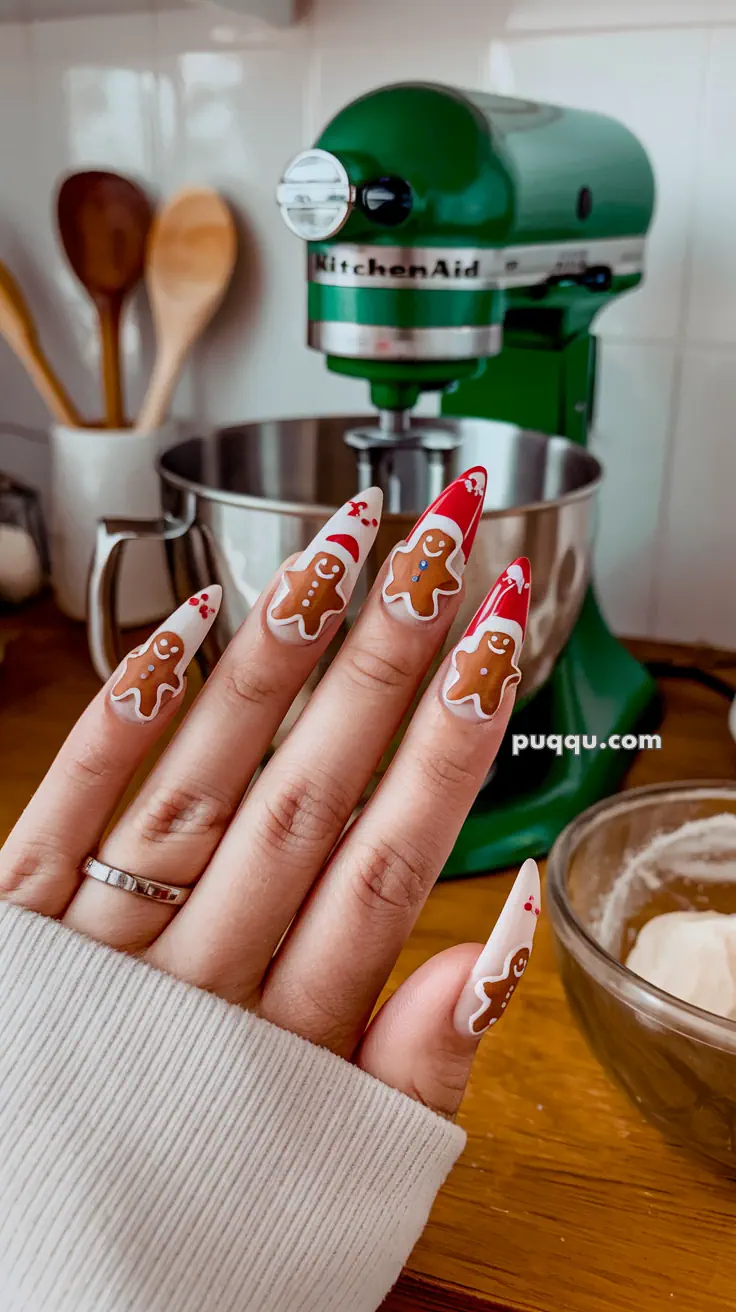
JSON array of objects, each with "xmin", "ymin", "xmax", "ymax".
[
  {"xmin": 382, "ymin": 466, "xmax": 486, "ymax": 623},
  {"xmin": 453, "ymin": 859, "xmax": 541, "ymax": 1038},
  {"xmin": 267, "ymin": 488, "xmax": 383, "ymax": 644},
  {"xmin": 110, "ymin": 585, "xmax": 221, "ymax": 723},
  {"xmin": 442, "ymin": 556, "xmax": 531, "ymax": 722}
]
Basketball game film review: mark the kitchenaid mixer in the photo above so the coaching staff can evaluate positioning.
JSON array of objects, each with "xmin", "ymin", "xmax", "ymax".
[{"xmin": 276, "ymin": 81, "xmax": 659, "ymax": 876}]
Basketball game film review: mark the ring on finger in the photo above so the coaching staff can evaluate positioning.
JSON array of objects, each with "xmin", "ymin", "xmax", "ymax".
[{"xmin": 82, "ymin": 856, "xmax": 192, "ymax": 906}]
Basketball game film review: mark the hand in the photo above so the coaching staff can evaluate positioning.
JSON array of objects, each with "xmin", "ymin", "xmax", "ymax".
[{"xmin": 0, "ymin": 472, "xmax": 539, "ymax": 1118}]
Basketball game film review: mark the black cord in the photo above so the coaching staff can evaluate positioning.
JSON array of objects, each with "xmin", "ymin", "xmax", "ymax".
[{"xmin": 646, "ymin": 661, "xmax": 736, "ymax": 702}]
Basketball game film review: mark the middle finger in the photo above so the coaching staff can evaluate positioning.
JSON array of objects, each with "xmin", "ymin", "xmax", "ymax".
[{"xmin": 150, "ymin": 467, "xmax": 487, "ymax": 997}]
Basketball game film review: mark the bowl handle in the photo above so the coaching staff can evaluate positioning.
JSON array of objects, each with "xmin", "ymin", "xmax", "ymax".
[{"xmin": 87, "ymin": 504, "xmax": 194, "ymax": 681}]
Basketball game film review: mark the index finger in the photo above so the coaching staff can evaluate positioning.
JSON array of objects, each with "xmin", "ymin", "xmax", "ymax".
[{"xmin": 260, "ymin": 558, "xmax": 532, "ymax": 1055}]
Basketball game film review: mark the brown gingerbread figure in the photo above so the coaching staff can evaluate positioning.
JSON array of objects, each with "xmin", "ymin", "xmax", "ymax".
[
  {"xmin": 382, "ymin": 466, "xmax": 486, "ymax": 622},
  {"xmin": 110, "ymin": 589, "xmax": 220, "ymax": 723},
  {"xmin": 446, "ymin": 630, "xmax": 521, "ymax": 719},
  {"xmin": 267, "ymin": 492, "xmax": 382, "ymax": 646},
  {"xmin": 111, "ymin": 630, "xmax": 184, "ymax": 720},
  {"xmin": 470, "ymin": 947, "xmax": 530, "ymax": 1035},
  {"xmin": 384, "ymin": 530, "xmax": 461, "ymax": 619},
  {"xmin": 270, "ymin": 551, "xmax": 348, "ymax": 639}
]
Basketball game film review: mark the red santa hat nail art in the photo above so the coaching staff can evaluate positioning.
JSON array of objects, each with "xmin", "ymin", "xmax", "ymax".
[
  {"xmin": 310, "ymin": 487, "xmax": 382, "ymax": 576},
  {"xmin": 467, "ymin": 557, "xmax": 531, "ymax": 657},
  {"xmin": 411, "ymin": 465, "xmax": 486, "ymax": 559},
  {"xmin": 325, "ymin": 532, "xmax": 360, "ymax": 563}
]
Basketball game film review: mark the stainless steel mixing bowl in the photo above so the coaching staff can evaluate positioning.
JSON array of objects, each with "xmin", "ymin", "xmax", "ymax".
[{"xmin": 88, "ymin": 416, "xmax": 602, "ymax": 709}]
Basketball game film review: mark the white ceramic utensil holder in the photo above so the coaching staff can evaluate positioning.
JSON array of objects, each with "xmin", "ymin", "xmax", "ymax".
[{"xmin": 50, "ymin": 420, "xmax": 176, "ymax": 625}]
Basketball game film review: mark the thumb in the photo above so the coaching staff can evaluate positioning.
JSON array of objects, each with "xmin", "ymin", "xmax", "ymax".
[
  {"xmin": 356, "ymin": 943, "xmax": 482, "ymax": 1117},
  {"xmin": 355, "ymin": 859, "xmax": 541, "ymax": 1118}
]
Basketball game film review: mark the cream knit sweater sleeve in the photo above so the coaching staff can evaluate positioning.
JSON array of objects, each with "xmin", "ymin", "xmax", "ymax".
[{"xmin": 0, "ymin": 903, "xmax": 465, "ymax": 1312}]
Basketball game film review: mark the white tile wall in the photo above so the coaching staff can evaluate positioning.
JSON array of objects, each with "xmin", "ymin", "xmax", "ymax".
[
  {"xmin": 655, "ymin": 347, "xmax": 736, "ymax": 649},
  {"xmin": 0, "ymin": 0, "xmax": 734, "ymax": 648},
  {"xmin": 590, "ymin": 343, "xmax": 677, "ymax": 638}
]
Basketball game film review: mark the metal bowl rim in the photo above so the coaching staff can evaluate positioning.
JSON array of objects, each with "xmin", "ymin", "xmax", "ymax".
[
  {"xmin": 547, "ymin": 779, "xmax": 736, "ymax": 1050},
  {"xmin": 156, "ymin": 422, "xmax": 604, "ymax": 518}
]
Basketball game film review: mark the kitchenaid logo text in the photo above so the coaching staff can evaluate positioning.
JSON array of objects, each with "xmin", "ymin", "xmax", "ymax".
[
  {"xmin": 308, "ymin": 237, "xmax": 647, "ymax": 291},
  {"xmin": 312, "ymin": 252, "xmax": 481, "ymax": 282}
]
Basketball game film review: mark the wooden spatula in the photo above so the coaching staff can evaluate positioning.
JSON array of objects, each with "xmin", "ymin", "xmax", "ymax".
[
  {"xmin": 0, "ymin": 260, "xmax": 81, "ymax": 426},
  {"xmin": 57, "ymin": 170, "xmax": 152, "ymax": 428},
  {"xmin": 136, "ymin": 188, "xmax": 236, "ymax": 432}
]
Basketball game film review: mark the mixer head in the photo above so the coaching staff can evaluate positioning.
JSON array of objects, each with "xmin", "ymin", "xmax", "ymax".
[{"xmin": 277, "ymin": 82, "xmax": 655, "ymax": 421}]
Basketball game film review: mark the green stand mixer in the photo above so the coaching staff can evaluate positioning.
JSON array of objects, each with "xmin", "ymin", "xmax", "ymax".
[{"xmin": 277, "ymin": 81, "xmax": 658, "ymax": 877}]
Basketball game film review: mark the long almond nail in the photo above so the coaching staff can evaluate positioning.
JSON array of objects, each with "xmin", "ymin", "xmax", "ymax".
[
  {"xmin": 382, "ymin": 466, "xmax": 486, "ymax": 623},
  {"xmin": 267, "ymin": 488, "xmax": 383, "ymax": 644},
  {"xmin": 453, "ymin": 859, "xmax": 541, "ymax": 1038},
  {"xmin": 110, "ymin": 585, "xmax": 221, "ymax": 723},
  {"xmin": 442, "ymin": 556, "xmax": 531, "ymax": 722}
]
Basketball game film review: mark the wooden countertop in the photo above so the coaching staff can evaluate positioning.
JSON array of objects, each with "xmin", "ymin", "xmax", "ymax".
[{"xmin": 2, "ymin": 597, "xmax": 736, "ymax": 1312}]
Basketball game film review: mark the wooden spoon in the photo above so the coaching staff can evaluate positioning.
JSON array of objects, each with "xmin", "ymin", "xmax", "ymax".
[
  {"xmin": 0, "ymin": 261, "xmax": 81, "ymax": 426},
  {"xmin": 136, "ymin": 188, "xmax": 236, "ymax": 432},
  {"xmin": 57, "ymin": 170, "xmax": 152, "ymax": 428}
]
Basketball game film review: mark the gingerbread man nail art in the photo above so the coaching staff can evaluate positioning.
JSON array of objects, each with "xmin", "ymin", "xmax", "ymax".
[
  {"xmin": 468, "ymin": 946, "xmax": 531, "ymax": 1035},
  {"xmin": 453, "ymin": 858, "xmax": 541, "ymax": 1039},
  {"xmin": 383, "ymin": 467, "xmax": 486, "ymax": 623},
  {"xmin": 110, "ymin": 586, "xmax": 221, "ymax": 723},
  {"xmin": 267, "ymin": 489, "xmax": 383, "ymax": 644},
  {"xmin": 270, "ymin": 552, "xmax": 348, "ymax": 640},
  {"xmin": 443, "ymin": 557, "xmax": 531, "ymax": 722}
]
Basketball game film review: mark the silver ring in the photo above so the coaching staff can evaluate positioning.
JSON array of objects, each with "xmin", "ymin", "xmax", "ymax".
[{"xmin": 82, "ymin": 856, "xmax": 192, "ymax": 906}]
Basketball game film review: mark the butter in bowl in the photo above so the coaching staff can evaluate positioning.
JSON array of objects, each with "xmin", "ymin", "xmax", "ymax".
[{"xmin": 547, "ymin": 782, "xmax": 736, "ymax": 1170}]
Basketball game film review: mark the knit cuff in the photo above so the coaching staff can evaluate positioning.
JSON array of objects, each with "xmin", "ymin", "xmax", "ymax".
[{"xmin": 0, "ymin": 903, "xmax": 465, "ymax": 1312}]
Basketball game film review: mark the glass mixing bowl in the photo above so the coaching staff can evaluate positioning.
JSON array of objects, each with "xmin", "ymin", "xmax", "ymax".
[{"xmin": 547, "ymin": 781, "xmax": 736, "ymax": 1170}]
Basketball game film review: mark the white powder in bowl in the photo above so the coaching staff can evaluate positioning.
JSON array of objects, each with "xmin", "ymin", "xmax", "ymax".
[
  {"xmin": 626, "ymin": 910, "xmax": 736, "ymax": 1020},
  {"xmin": 593, "ymin": 812, "xmax": 736, "ymax": 1021},
  {"xmin": 595, "ymin": 813, "xmax": 736, "ymax": 953}
]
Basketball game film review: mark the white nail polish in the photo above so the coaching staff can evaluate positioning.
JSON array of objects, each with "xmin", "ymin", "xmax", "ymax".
[
  {"xmin": 453, "ymin": 859, "xmax": 540, "ymax": 1038},
  {"xmin": 110, "ymin": 585, "xmax": 221, "ymax": 723},
  {"xmin": 267, "ymin": 488, "xmax": 383, "ymax": 644}
]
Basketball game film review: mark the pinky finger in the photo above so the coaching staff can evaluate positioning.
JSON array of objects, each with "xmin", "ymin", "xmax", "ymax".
[
  {"xmin": 0, "ymin": 587, "xmax": 220, "ymax": 918},
  {"xmin": 356, "ymin": 860, "xmax": 540, "ymax": 1117}
]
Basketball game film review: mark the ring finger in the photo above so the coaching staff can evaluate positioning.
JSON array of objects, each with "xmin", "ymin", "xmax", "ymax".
[{"xmin": 64, "ymin": 491, "xmax": 383, "ymax": 949}]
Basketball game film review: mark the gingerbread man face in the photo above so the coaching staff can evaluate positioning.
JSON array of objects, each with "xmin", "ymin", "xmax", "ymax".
[
  {"xmin": 384, "ymin": 528, "xmax": 461, "ymax": 620},
  {"xmin": 470, "ymin": 947, "xmax": 531, "ymax": 1035},
  {"xmin": 446, "ymin": 628, "xmax": 521, "ymax": 720},
  {"xmin": 111, "ymin": 629, "xmax": 184, "ymax": 721},
  {"xmin": 270, "ymin": 551, "xmax": 348, "ymax": 640}
]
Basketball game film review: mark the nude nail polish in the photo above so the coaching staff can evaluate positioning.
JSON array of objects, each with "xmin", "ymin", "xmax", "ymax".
[
  {"xmin": 453, "ymin": 859, "xmax": 541, "ymax": 1038},
  {"xmin": 442, "ymin": 556, "xmax": 531, "ymax": 723},
  {"xmin": 267, "ymin": 488, "xmax": 383, "ymax": 644},
  {"xmin": 382, "ymin": 466, "xmax": 486, "ymax": 623},
  {"xmin": 110, "ymin": 585, "xmax": 221, "ymax": 724}
]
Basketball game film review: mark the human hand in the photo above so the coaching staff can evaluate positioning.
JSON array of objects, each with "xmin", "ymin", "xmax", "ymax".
[{"xmin": 0, "ymin": 470, "xmax": 539, "ymax": 1118}]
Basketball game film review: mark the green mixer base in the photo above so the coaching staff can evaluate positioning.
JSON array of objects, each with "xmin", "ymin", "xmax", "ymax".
[{"xmin": 442, "ymin": 589, "xmax": 661, "ymax": 878}]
